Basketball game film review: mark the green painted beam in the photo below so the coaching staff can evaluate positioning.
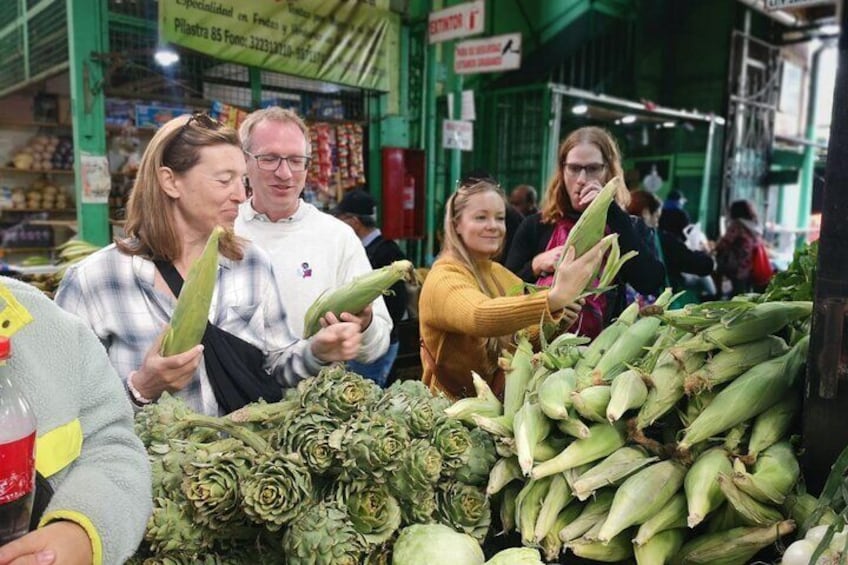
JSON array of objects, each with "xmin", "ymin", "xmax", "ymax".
[{"xmin": 67, "ymin": 0, "xmax": 110, "ymax": 245}]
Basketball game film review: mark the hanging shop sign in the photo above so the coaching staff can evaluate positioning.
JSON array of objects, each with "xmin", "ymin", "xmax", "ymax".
[
  {"xmin": 765, "ymin": 0, "xmax": 834, "ymax": 9},
  {"xmin": 454, "ymin": 33, "xmax": 522, "ymax": 75},
  {"xmin": 442, "ymin": 120, "xmax": 473, "ymax": 151},
  {"xmin": 159, "ymin": 0, "xmax": 399, "ymax": 92},
  {"xmin": 428, "ymin": 0, "xmax": 485, "ymax": 44}
]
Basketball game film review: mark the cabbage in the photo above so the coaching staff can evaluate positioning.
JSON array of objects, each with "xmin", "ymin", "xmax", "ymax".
[
  {"xmin": 391, "ymin": 524, "xmax": 484, "ymax": 565},
  {"xmin": 484, "ymin": 547, "xmax": 545, "ymax": 564}
]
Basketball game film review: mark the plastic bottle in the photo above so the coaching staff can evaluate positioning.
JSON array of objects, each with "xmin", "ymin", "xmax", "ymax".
[{"xmin": 0, "ymin": 337, "xmax": 36, "ymax": 545}]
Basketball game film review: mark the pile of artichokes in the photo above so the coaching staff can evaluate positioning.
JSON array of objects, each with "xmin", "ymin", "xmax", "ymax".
[{"xmin": 129, "ymin": 366, "xmax": 498, "ymax": 564}]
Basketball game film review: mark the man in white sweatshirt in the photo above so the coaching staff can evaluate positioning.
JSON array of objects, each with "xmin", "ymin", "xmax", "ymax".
[{"xmin": 235, "ymin": 107, "xmax": 390, "ymax": 364}]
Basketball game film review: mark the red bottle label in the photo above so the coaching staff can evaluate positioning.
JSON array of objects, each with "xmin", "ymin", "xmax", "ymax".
[{"xmin": 0, "ymin": 432, "xmax": 36, "ymax": 504}]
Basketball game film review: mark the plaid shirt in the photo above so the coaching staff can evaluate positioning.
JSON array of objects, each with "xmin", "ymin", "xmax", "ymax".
[{"xmin": 54, "ymin": 242, "xmax": 323, "ymax": 415}]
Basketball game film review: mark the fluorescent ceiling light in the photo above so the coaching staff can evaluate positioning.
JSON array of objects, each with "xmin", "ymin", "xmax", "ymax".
[
  {"xmin": 663, "ymin": 121, "xmax": 676, "ymax": 128},
  {"xmin": 154, "ymin": 47, "xmax": 180, "ymax": 67},
  {"xmin": 571, "ymin": 103, "xmax": 588, "ymax": 115},
  {"xmin": 821, "ymin": 24, "xmax": 840, "ymax": 35},
  {"xmin": 621, "ymin": 115, "xmax": 637, "ymax": 124}
]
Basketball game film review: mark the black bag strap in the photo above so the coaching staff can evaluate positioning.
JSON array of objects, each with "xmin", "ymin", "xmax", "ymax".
[{"xmin": 153, "ymin": 260, "xmax": 281, "ymax": 413}]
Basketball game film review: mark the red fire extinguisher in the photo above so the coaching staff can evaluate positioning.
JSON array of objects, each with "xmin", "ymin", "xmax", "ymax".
[{"xmin": 402, "ymin": 173, "xmax": 416, "ymax": 238}]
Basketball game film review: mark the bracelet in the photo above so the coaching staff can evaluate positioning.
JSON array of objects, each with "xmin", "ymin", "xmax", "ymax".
[{"xmin": 126, "ymin": 370, "xmax": 153, "ymax": 406}]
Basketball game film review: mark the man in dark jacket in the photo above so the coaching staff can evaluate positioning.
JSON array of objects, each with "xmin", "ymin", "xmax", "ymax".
[{"xmin": 333, "ymin": 189, "xmax": 409, "ymax": 386}]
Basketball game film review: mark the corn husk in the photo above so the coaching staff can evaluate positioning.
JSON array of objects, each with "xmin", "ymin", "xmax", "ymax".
[
  {"xmin": 732, "ymin": 441, "xmax": 799, "ymax": 505},
  {"xmin": 571, "ymin": 446, "xmax": 658, "ymax": 501},
  {"xmin": 674, "ymin": 519, "xmax": 795, "ymax": 564},
  {"xmin": 559, "ymin": 489, "xmax": 614, "ymax": 542},
  {"xmin": 685, "ymin": 447, "xmax": 732, "ymax": 528},
  {"xmin": 747, "ymin": 390, "xmax": 800, "ymax": 459},
  {"xmin": 633, "ymin": 492, "xmax": 687, "ymax": 546},
  {"xmin": 531, "ymin": 422, "xmax": 626, "ymax": 480},
  {"xmin": 634, "ymin": 528, "xmax": 685, "ymax": 565}
]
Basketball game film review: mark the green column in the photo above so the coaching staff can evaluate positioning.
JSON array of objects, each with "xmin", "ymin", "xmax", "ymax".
[
  {"xmin": 424, "ymin": 40, "xmax": 438, "ymax": 265},
  {"xmin": 248, "ymin": 67, "xmax": 262, "ymax": 109},
  {"xmin": 798, "ymin": 46, "xmax": 824, "ymax": 246},
  {"xmin": 698, "ymin": 118, "xmax": 717, "ymax": 227},
  {"xmin": 67, "ymin": 0, "xmax": 110, "ymax": 245}
]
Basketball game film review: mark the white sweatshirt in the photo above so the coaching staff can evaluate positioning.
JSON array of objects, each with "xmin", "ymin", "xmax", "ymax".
[{"xmin": 235, "ymin": 199, "xmax": 391, "ymax": 363}]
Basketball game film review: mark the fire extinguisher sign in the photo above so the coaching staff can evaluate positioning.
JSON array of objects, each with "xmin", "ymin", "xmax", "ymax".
[{"xmin": 442, "ymin": 119, "xmax": 474, "ymax": 151}]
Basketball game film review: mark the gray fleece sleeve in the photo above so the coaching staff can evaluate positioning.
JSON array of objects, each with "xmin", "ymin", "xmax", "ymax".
[{"xmin": 41, "ymin": 318, "xmax": 152, "ymax": 564}]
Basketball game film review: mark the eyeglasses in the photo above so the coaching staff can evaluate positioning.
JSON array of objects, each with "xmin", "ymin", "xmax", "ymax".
[
  {"xmin": 163, "ymin": 112, "xmax": 221, "ymax": 166},
  {"xmin": 244, "ymin": 151, "xmax": 312, "ymax": 172},
  {"xmin": 563, "ymin": 162, "xmax": 606, "ymax": 178}
]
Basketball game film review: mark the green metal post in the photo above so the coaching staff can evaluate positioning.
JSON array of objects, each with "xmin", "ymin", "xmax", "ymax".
[
  {"xmin": 698, "ymin": 118, "xmax": 717, "ymax": 227},
  {"xmin": 449, "ymin": 73, "xmax": 463, "ymax": 190},
  {"xmin": 368, "ymin": 93, "xmax": 385, "ymax": 222},
  {"xmin": 248, "ymin": 67, "xmax": 262, "ymax": 109},
  {"xmin": 67, "ymin": 0, "xmax": 110, "ymax": 245},
  {"xmin": 424, "ymin": 38, "xmax": 438, "ymax": 265},
  {"xmin": 797, "ymin": 46, "xmax": 824, "ymax": 246}
]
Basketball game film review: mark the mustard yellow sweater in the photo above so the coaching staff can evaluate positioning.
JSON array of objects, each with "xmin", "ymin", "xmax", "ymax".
[{"xmin": 418, "ymin": 256, "xmax": 558, "ymax": 399}]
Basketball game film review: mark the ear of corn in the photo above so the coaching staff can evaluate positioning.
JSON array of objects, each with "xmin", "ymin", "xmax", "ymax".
[
  {"xmin": 684, "ymin": 447, "xmax": 733, "ymax": 528},
  {"xmin": 487, "ymin": 457, "xmax": 522, "ymax": 496},
  {"xmin": 747, "ymin": 390, "xmax": 800, "ymax": 459},
  {"xmin": 683, "ymin": 335, "xmax": 789, "ymax": 395},
  {"xmin": 514, "ymin": 401, "xmax": 552, "ymax": 475},
  {"xmin": 634, "ymin": 528, "xmax": 685, "ymax": 565},
  {"xmin": 672, "ymin": 301, "xmax": 812, "ymax": 354},
  {"xmin": 560, "ymin": 176, "xmax": 625, "ymax": 260},
  {"xmin": 572, "ymin": 446, "xmax": 658, "ymax": 501},
  {"xmin": 732, "ymin": 441, "xmax": 799, "ymax": 505},
  {"xmin": 597, "ymin": 460, "xmax": 686, "ymax": 543},
  {"xmin": 533, "ymin": 474, "xmax": 574, "ymax": 543},
  {"xmin": 538, "ymin": 368, "xmax": 577, "ymax": 420},
  {"xmin": 574, "ymin": 301, "xmax": 640, "ymax": 376},
  {"xmin": 571, "ymin": 385, "xmax": 612, "ymax": 423},
  {"xmin": 471, "ymin": 370, "xmax": 502, "ymax": 406},
  {"xmin": 590, "ymin": 295, "xmax": 671, "ymax": 382},
  {"xmin": 532, "ymin": 435, "xmax": 571, "ymax": 463},
  {"xmin": 444, "ymin": 396, "xmax": 503, "ymax": 423},
  {"xmin": 503, "ymin": 337, "xmax": 535, "ymax": 419},
  {"xmin": 632, "ymin": 492, "xmax": 687, "ymax": 546},
  {"xmin": 531, "ymin": 422, "xmax": 626, "ymax": 480},
  {"xmin": 471, "ymin": 414, "xmax": 514, "ymax": 438},
  {"xmin": 782, "ymin": 493, "xmax": 836, "ymax": 532},
  {"xmin": 563, "ymin": 462, "xmax": 593, "ymax": 492},
  {"xmin": 498, "ymin": 483, "xmax": 521, "ymax": 535},
  {"xmin": 541, "ymin": 504, "xmax": 583, "ymax": 561},
  {"xmin": 607, "ymin": 369, "xmax": 649, "ymax": 422},
  {"xmin": 705, "ymin": 501, "xmax": 749, "ymax": 534},
  {"xmin": 556, "ymin": 417, "xmax": 591, "ymax": 440},
  {"xmin": 715, "ymin": 473, "xmax": 784, "ymax": 526},
  {"xmin": 567, "ymin": 528, "xmax": 635, "ymax": 562},
  {"xmin": 559, "ymin": 489, "xmax": 614, "ymax": 542},
  {"xmin": 160, "ymin": 226, "xmax": 222, "ymax": 356},
  {"xmin": 302, "ymin": 259, "xmax": 413, "ymax": 337},
  {"xmin": 678, "ymin": 389, "xmax": 716, "ymax": 428},
  {"xmin": 674, "ymin": 519, "xmax": 795, "ymax": 564},
  {"xmin": 515, "ymin": 477, "xmax": 552, "ymax": 545},
  {"xmin": 678, "ymin": 336, "xmax": 809, "ymax": 450},
  {"xmin": 637, "ymin": 351, "xmax": 706, "ymax": 430}
]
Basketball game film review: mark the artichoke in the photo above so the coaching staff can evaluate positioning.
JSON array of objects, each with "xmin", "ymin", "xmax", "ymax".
[
  {"xmin": 388, "ymin": 439, "xmax": 443, "ymax": 502},
  {"xmin": 335, "ymin": 481, "xmax": 401, "ymax": 544},
  {"xmin": 399, "ymin": 485, "xmax": 438, "ymax": 525},
  {"xmin": 335, "ymin": 413, "xmax": 410, "ymax": 481},
  {"xmin": 454, "ymin": 428, "xmax": 498, "ymax": 486},
  {"xmin": 279, "ymin": 406, "xmax": 341, "ymax": 475},
  {"xmin": 181, "ymin": 439, "xmax": 254, "ymax": 530},
  {"xmin": 435, "ymin": 481, "xmax": 492, "ymax": 542},
  {"xmin": 297, "ymin": 366, "xmax": 381, "ymax": 419},
  {"xmin": 135, "ymin": 392, "xmax": 216, "ymax": 447},
  {"xmin": 241, "ymin": 452, "xmax": 312, "ymax": 530},
  {"xmin": 282, "ymin": 501, "xmax": 368, "ymax": 565},
  {"xmin": 377, "ymin": 384, "xmax": 446, "ymax": 438},
  {"xmin": 148, "ymin": 439, "xmax": 198, "ymax": 501},
  {"xmin": 431, "ymin": 418, "xmax": 473, "ymax": 470},
  {"xmin": 145, "ymin": 497, "xmax": 213, "ymax": 554}
]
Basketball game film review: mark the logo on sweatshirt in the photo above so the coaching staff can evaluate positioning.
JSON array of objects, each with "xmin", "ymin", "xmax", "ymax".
[{"xmin": 298, "ymin": 262, "xmax": 312, "ymax": 278}]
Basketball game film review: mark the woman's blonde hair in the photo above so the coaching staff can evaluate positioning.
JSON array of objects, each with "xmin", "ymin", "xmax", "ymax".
[
  {"xmin": 117, "ymin": 113, "xmax": 244, "ymax": 261},
  {"xmin": 540, "ymin": 126, "xmax": 629, "ymax": 223},
  {"xmin": 441, "ymin": 179, "xmax": 511, "ymax": 360}
]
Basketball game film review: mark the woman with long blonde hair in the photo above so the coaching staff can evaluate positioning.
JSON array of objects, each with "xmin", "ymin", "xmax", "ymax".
[{"xmin": 418, "ymin": 178, "xmax": 607, "ymax": 400}]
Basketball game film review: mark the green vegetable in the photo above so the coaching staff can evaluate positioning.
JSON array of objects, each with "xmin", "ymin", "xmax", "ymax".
[{"xmin": 391, "ymin": 524, "xmax": 484, "ymax": 565}]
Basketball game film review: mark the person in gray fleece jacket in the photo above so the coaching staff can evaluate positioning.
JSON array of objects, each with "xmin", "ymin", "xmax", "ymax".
[{"xmin": 0, "ymin": 276, "xmax": 151, "ymax": 565}]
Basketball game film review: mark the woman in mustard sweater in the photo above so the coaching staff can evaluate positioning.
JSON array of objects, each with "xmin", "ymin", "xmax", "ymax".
[{"xmin": 419, "ymin": 180, "xmax": 607, "ymax": 400}]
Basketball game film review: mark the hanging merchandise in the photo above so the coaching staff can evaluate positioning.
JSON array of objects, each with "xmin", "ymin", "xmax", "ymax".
[
  {"xmin": 210, "ymin": 101, "xmax": 248, "ymax": 131},
  {"xmin": 305, "ymin": 122, "xmax": 366, "ymax": 208}
]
